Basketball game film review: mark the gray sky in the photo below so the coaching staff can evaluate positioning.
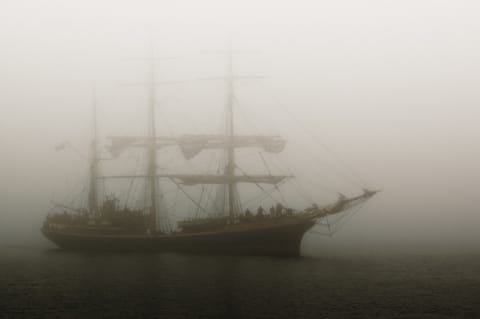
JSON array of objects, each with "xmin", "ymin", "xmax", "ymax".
[{"xmin": 1, "ymin": 0, "xmax": 479, "ymax": 253}]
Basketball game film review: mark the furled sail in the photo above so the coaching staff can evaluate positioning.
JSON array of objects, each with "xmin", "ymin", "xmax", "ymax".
[
  {"xmin": 107, "ymin": 135, "xmax": 286, "ymax": 159},
  {"xmin": 178, "ymin": 135, "xmax": 286, "ymax": 159}
]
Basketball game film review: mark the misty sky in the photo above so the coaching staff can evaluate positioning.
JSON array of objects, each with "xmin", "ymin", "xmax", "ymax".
[{"xmin": 1, "ymin": 0, "xmax": 479, "ymax": 253}]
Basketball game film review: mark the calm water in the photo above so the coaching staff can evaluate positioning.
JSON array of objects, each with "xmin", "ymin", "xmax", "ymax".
[{"xmin": 1, "ymin": 245, "xmax": 480, "ymax": 318}]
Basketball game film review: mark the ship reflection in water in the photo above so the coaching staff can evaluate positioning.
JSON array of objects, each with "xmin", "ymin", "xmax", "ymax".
[{"xmin": 1, "ymin": 246, "xmax": 480, "ymax": 318}]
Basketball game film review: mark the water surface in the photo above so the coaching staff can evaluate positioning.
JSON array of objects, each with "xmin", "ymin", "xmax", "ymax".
[{"xmin": 1, "ymin": 245, "xmax": 479, "ymax": 318}]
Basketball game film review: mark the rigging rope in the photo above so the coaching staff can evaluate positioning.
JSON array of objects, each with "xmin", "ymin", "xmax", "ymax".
[
  {"xmin": 273, "ymin": 147, "xmax": 340, "ymax": 194},
  {"xmin": 311, "ymin": 200, "xmax": 368, "ymax": 236},
  {"xmin": 241, "ymin": 183, "xmax": 284, "ymax": 207},
  {"xmin": 168, "ymin": 177, "xmax": 208, "ymax": 214},
  {"xmin": 258, "ymin": 152, "xmax": 288, "ymax": 206},
  {"xmin": 255, "ymin": 82, "xmax": 371, "ymax": 188},
  {"xmin": 234, "ymin": 164, "xmax": 285, "ymax": 207},
  {"xmin": 232, "ymin": 94, "xmax": 265, "ymax": 135},
  {"xmin": 195, "ymin": 185, "xmax": 207, "ymax": 218}
]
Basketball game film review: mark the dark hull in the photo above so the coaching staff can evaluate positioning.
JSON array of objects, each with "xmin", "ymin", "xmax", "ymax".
[{"xmin": 42, "ymin": 219, "xmax": 317, "ymax": 257}]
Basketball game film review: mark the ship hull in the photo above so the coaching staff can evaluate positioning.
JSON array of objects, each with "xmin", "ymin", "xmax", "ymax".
[{"xmin": 42, "ymin": 219, "xmax": 316, "ymax": 257}]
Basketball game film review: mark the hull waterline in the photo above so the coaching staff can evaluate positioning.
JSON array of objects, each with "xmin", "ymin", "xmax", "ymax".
[{"xmin": 42, "ymin": 219, "xmax": 317, "ymax": 257}]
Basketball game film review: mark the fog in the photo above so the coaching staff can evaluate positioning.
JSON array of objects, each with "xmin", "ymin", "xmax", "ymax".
[{"xmin": 1, "ymin": 0, "xmax": 479, "ymax": 255}]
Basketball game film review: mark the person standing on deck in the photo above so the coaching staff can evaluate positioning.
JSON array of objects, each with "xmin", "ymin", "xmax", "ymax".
[{"xmin": 257, "ymin": 206, "xmax": 265, "ymax": 218}]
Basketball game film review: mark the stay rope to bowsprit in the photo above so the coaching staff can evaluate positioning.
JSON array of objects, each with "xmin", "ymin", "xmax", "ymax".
[
  {"xmin": 309, "ymin": 200, "xmax": 369, "ymax": 237},
  {"xmin": 229, "ymin": 86, "xmax": 371, "ymax": 210},
  {"xmin": 254, "ymin": 81, "xmax": 373, "ymax": 190}
]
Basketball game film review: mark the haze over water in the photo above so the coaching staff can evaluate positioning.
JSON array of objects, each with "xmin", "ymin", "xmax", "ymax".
[{"xmin": 1, "ymin": 0, "xmax": 480, "ymax": 318}]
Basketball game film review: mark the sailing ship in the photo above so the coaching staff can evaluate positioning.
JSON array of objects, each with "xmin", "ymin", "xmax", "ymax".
[{"xmin": 41, "ymin": 47, "xmax": 378, "ymax": 257}]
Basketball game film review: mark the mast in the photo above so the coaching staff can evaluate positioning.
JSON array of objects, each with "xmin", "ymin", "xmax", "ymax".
[
  {"xmin": 226, "ymin": 41, "xmax": 236, "ymax": 224},
  {"xmin": 88, "ymin": 88, "xmax": 99, "ymax": 215},
  {"xmin": 147, "ymin": 36, "xmax": 158, "ymax": 232}
]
